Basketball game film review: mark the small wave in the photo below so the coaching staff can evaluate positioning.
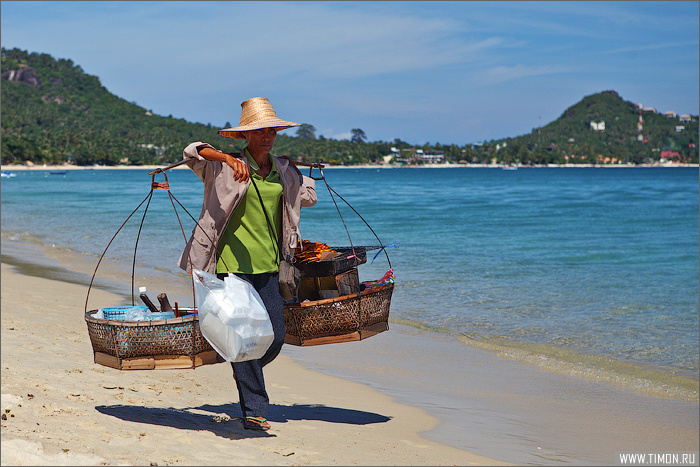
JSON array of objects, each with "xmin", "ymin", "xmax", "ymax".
[{"xmin": 391, "ymin": 317, "xmax": 699, "ymax": 402}]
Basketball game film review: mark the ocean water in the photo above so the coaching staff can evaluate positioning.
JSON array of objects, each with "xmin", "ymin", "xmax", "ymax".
[{"xmin": 1, "ymin": 166, "xmax": 698, "ymax": 390}]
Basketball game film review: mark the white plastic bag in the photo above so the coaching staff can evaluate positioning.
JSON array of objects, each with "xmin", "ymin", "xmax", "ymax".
[{"xmin": 192, "ymin": 269, "xmax": 274, "ymax": 363}]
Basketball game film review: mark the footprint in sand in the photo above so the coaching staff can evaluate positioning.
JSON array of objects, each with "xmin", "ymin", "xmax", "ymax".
[{"xmin": 66, "ymin": 393, "xmax": 93, "ymax": 403}]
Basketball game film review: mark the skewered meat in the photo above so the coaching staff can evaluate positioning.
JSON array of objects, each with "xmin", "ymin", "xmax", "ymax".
[{"xmin": 294, "ymin": 240, "xmax": 338, "ymax": 263}]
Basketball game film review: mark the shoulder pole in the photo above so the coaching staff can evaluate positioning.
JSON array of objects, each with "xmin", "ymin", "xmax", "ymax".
[{"xmin": 149, "ymin": 159, "xmax": 189, "ymax": 175}]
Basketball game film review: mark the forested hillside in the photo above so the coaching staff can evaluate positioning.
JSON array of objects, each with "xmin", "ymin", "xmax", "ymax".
[
  {"xmin": 489, "ymin": 90, "xmax": 698, "ymax": 165},
  {"xmin": 2, "ymin": 48, "xmax": 697, "ymax": 166}
]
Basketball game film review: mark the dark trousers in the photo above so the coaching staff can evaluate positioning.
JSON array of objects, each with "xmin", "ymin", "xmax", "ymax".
[{"xmin": 218, "ymin": 272, "xmax": 285, "ymax": 419}]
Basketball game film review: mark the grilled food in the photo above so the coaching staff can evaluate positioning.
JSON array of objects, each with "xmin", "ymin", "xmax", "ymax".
[{"xmin": 294, "ymin": 240, "xmax": 338, "ymax": 263}]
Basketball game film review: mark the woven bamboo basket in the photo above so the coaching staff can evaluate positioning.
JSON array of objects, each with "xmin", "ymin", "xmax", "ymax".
[
  {"xmin": 84, "ymin": 309, "xmax": 219, "ymax": 370},
  {"xmin": 283, "ymin": 283, "xmax": 393, "ymax": 346}
]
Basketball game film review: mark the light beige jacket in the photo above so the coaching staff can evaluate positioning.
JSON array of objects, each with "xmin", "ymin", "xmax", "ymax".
[{"xmin": 177, "ymin": 141, "xmax": 317, "ymax": 274}]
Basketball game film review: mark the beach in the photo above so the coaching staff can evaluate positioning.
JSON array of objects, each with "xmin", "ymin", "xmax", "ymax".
[
  {"xmin": 2, "ymin": 243, "xmax": 699, "ymax": 466},
  {"xmin": 2, "ymin": 166, "xmax": 698, "ymax": 465},
  {"xmin": 0, "ymin": 261, "xmax": 503, "ymax": 466}
]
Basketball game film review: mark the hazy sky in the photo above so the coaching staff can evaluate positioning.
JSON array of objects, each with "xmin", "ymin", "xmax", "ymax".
[{"xmin": 2, "ymin": 1, "xmax": 698, "ymax": 145}]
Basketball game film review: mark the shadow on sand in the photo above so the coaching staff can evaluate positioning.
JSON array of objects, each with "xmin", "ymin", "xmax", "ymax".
[{"xmin": 95, "ymin": 402, "xmax": 392, "ymax": 439}]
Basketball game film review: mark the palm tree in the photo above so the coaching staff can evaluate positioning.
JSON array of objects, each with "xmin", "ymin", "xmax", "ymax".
[
  {"xmin": 351, "ymin": 128, "xmax": 367, "ymax": 143},
  {"xmin": 296, "ymin": 123, "xmax": 316, "ymax": 139}
]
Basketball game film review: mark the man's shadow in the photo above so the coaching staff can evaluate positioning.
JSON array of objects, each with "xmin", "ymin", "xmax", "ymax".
[{"xmin": 95, "ymin": 402, "xmax": 392, "ymax": 439}]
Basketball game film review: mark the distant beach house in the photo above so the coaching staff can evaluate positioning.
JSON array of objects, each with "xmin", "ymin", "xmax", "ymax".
[
  {"xmin": 590, "ymin": 121, "xmax": 605, "ymax": 131},
  {"xmin": 679, "ymin": 114, "xmax": 692, "ymax": 123},
  {"xmin": 413, "ymin": 149, "xmax": 445, "ymax": 163},
  {"xmin": 660, "ymin": 151, "xmax": 682, "ymax": 162},
  {"xmin": 664, "ymin": 111, "xmax": 677, "ymax": 118},
  {"xmin": 391, "ymin": 147, "xmax": 444, "ymax": 164},
  {"xmin": 137, "ymin": 143, "xmax": 167, "ymax": 156}
]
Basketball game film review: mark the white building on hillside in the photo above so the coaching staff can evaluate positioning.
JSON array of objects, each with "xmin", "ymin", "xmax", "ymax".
[{"xmin": 590, "ymin": 121, "xmax": 605, "ymax": 131}]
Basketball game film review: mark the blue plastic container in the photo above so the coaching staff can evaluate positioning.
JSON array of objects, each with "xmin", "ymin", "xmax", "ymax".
[
  {"xmin": 101, "ymin": 306, "xmax": 175, "ymax": 321},
  {"xmin": 101, "ymin": 306, "xmax": 149, "ymax": 320}
]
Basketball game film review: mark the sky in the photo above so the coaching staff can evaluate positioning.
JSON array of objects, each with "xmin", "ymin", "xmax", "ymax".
[{"xmin": 1, "ymin": 1, "xmax": 698, "ymax": 146}]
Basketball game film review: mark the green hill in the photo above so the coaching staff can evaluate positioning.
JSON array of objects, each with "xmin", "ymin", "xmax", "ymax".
[
  {"xmin": 1, "ymin": 47, "xmax": 697, "ymax": 166},
  {"xmin": 1, "ymin": 48, "xmax": 225, "ymax": 166},
  {"xmin": 487, "ymin": 90, "xmax": 698, "ymax": 165}
]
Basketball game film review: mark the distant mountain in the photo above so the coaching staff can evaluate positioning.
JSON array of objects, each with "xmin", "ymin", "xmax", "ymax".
[
  {"xmin": 2, "ymin": 47, "xmax": 697, "ymax": 166},
  {"xmin": 1, "ymin": 48, "xmax": 222, "ymax": 166},
  {"xmin": 489, "ymin": 90, "xmax": 698, "ymax": 165}
]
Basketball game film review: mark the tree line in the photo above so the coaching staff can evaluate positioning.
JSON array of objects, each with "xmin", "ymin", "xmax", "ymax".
[{"xmin": 2, "ymin": 48, "xmax": 697, "ymax": 167}]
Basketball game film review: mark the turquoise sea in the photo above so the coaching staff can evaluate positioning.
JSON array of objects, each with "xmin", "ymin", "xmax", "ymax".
[{"xmin": 1, "ymin": 166, "xmax": 698, "ymax": 390}]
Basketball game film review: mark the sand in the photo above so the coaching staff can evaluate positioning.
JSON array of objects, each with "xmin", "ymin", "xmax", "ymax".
[
  {"xmin": 0, "ymin": 262, "xmax": 504, "ymax": 466},
  {"xmin": 2, "ymin": 238, "xmax": 698, "ymax": 465}
]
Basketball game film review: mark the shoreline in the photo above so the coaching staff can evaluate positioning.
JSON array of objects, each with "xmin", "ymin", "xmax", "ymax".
[
  {"xmin": 4, "ymin": 230, "xmax": 697, "ymax": 402},
  {"xmin": 3, "ymin": 228, "xmax": 697, "ymax": 403},
  {"xmin": 3, "ymin": 162, "xmax": 698, "ymax": 172},
  {"xmin": 392, "ymin": 320, "xmax": 699, "ymax": 402},
  {"xmin": 0, "ymin": 259, "xmax": 504, "ymax": 466},
  {"xmin": 2, "ymin": 239, "xmax": 698, "ymax": 465}
]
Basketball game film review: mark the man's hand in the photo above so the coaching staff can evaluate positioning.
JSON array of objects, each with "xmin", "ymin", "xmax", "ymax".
[
  {"xmin": 224, "ymin": 153, "xmax": 250, "ymax": 183},
  {"xmin": 198, "ymin": 146, "xmax": 250, "ymax": 183}
]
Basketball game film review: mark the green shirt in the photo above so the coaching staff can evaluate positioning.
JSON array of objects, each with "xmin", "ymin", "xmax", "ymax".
[{"xmin": 216, "ymin": 149, "xmax": 283, "ymax": 274}]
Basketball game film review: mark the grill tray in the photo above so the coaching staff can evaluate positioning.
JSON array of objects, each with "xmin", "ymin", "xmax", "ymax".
[{"xmin": 294, "ymin": 247, "xmax": 367, "ymax": 277}]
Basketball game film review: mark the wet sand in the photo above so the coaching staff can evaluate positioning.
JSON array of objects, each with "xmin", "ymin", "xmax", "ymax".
[
  {"xmin": 287, "ymin": 325, "xmax": 699, "ymax": 464},
  {"xmin": 1, "ymin": 239, "xmax": 698, "ymax": 465},
  {"xmin": 0, "ymin": 261, "xmax": 503, "ymax": 466}
]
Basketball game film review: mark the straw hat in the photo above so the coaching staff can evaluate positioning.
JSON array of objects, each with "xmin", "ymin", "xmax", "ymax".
[{"xmin": 218, "ymin": 97, "xmax": 300, "ymax": 139}]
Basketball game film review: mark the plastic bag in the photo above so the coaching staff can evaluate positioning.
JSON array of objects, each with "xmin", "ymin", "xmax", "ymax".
[
  {"xmin": 125, "ymin": 309, "xmax": 175, "ymax": 321},
  {"xmin": 278, "ymin": 258, "xmax": 300, "ymax": 300},
  {"xmin": 192, "ymin": 269, "xmax": 274, "ymax": 363},
  {"xmin": 98, "ymin": 306, "xmax": 174, "ymax": 321}
]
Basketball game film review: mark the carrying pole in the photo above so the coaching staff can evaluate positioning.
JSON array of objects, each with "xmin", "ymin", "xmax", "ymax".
[
  {"xmin": 290, "ymin": 161, "xmax": 325, "ymax": 179},
  {"xmin": 146, "ymin": 158, "xmax": 391, "ymax": 267},
  {"xmin": 149, "ymin": 159, "xmax": 189, "ymax": 175},
  {"xmin": 149, "ymin": 159, "xmax": 325, "ymax": 175}
]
